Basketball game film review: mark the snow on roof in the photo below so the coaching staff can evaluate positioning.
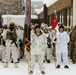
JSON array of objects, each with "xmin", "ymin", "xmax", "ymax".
[
  {"xmin": 31, "ymin": 0, "xmax": 43, "ymax": 2},
  {"xmin": 46, "ymin": 0, "xmax": 58, "ymax": 7},
  {"xmin": 35, "ymin": 7, "xmax": 44, "ymax": 15},
  {"xmin": 36, "ymin": 0, "xmax": 58, "ymax": 15},
  {"xmin": 43, "ymin": 0, "xmax": 50, "ymax": 4},
  {"xmin": 2, "ymin": 15, "xmax": 38, "ymax": 19}
]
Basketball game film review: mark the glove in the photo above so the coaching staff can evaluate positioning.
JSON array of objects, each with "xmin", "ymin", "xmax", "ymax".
[
  {"xmin": 54, "ymin": 38, "xmax": 57, "ymax": 41},
  {"xmin": 0, "ymin": 35, "xmax": 3, "ymax": 38}
]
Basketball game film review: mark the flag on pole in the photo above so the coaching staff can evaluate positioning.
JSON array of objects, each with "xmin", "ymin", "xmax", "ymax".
[
  {"xmin": 24, "ymin": 0, "xmax": 31, "ymax": 73},
  {"xmin": 25, "ymin": 0, "xmax": 29, "ymax": 25},
  {"xmin": 0, "ymin": 16, "xmax": 3, "ymax": 28},
  {"xmin": 52, "ymin": 15, "xmax": 58, "ymax": 32},
  {"xmin": 52, "ymin": 14, "xmax": 58, "ymax": 67},
  {"xmin": 28, "ymin": 0, "xmax": 31, "ymax": 26},
  {"xmin": 25, "ymin": 0, "xmax": 31, "ymax": 25},
  {"xmin": 0, "ymin": 20, "xmax": 2, "ymax": 28},
  {"xmin": 23, "ymin": 0, "xmax": 31, "ymax": 45}
]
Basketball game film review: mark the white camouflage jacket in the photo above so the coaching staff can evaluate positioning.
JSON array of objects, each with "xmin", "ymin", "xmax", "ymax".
[{"xmin": 31, "ymin": 32, "xmax": 47, "ymax": 55}]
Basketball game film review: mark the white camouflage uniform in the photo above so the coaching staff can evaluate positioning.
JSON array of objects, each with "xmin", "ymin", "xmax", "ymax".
[
  {"xmin": 4, "ymin": 29, "xmax": 19, "ymax": 63},
  {"xmin": 30, "ymin": 32, "xmax": 47, "ymax": 71},
  {"xmin": 0, "ymin": 34, "xmax": 6, "ymax": 61},
  {"xmin": 0, "ymin": 45, "xmax": 6, "ymax": 61},
  {"xmin": 4, "ymin": 40, "xmax": 19, "ymax": 63},
  {"xmin": 43, "ymin": 32, "xmax": 53, "ymax": 62}
]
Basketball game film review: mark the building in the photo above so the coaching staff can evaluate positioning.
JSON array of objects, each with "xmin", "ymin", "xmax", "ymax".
[
  {"xmin": 0, "ymin": 0, "xmax": 24, "ymax": 15},
  {"xmin": 23, "ymin": 0, "xmax": 43, "ymax": 15},
  {"xmin": 2, "ymin": 15, "xmax": 38, "ymax": 27},
  {"xmin": 37, "ymin": 0, "xmax": 76, "ymax": 27}
]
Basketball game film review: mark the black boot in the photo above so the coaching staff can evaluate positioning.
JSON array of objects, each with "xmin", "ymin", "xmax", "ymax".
[
  {"xmin": 56, "ymin": 65, "xmax": 60, "ymax": 68},
  {"xmin": 11, "ymin": 60, "xmax": 13, "ymax": 63},
  {"xmin": 29, "ymin": 71, "xmax": 33, "ymax": 74},
  {"xmin": 43, "ymin": 60, "xmax": 45, "ymax": 63},
  {"xmin": 64, "ymin": 65, "xmax": 69, "ymax": 69},
  {"xmin": 47, "ymin": 60, "xmax": 50, "ymax": 63},
  {"xmin": 72, "ymin": 60, "xmax": 75, "ymax": 64},
  {"xmin": 41, "ymin": 71, "xmax": 45, "ymax": 74}
]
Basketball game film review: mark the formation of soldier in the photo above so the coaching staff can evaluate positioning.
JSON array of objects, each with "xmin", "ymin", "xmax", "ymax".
[
  {"xmin": 0, "ymin": 22, "xmax": 24, "ymax": 68},
  {"xmin": 29, "ymin": 22, "xmax": 76, "ymax": 74},
  {"xmin": 0, "ymin": 21, "xmax": 76, "ymax": 74}
]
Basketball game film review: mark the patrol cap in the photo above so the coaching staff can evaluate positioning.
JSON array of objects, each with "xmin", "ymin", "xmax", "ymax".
[
  {"xmin": 35, "ymin": 26, "xmax": 40, "ymax": 29},
  {"xmin": 10, "ymin": 22, "xmax": 15, "ymax": 26},
  {"xmin": 59, "ymin": 25, "xmax": 64, "ymax": 30}
]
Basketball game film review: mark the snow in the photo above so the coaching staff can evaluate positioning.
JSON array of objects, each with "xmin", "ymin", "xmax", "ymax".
[
  {"xmin": 36, "ymin": 0, "xmax": 58, "ymax": 14},
  {"xmin": 0, "ymin": 57, "xmax": 76, "ymax": 75},
  {"xmin": 46, "ymin": 0, "xmax": 58, "ymax": 7},
  {"xmin": 35, "ymin": 7, "xmax": 44, "ymax": 15},
  {"xmin": 2, "ymin": 15, "xmax": 38, "ymax": 27}
]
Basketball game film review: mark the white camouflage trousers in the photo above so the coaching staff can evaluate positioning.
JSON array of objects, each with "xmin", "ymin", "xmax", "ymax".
[
  {"xmin": 30, "ymin": 55, "xmax": 45, "ymax": 71},
  {"xmin": 0, "ymin": 45, "xmax": 5, "ymax": 61},
  {"xmin": 4, "ymin": 41, "xmax": 19, "ymax": 63},
  {"xmin": 45, "ymin": 47, "xmax": 53, "ymax": 60}
]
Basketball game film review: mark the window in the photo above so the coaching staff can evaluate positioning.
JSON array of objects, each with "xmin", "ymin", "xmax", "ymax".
[
  {"xmin": 67, "ymin": 7, "xmax": 73, "ymax": 26},
  {"xmin": 70, "ymin": 7, "xmax": 73, "ymax": 26},
  {"xmin": 67, "ymin": 9, "xmax": 69, "ymax": 26}
]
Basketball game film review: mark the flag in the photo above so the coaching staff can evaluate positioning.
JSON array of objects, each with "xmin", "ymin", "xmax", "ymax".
[
  {"xmin": 0, "ymin": 20, "xmax": 2, "ymax": 28},
  {"xmin": 24, "ymin": 0, "xmax": 31, "ymax": 72},
  {"xmin": 52, "ymin": 15, "xmax": 58, "ymax": 30},
  {"xmin": 0, "ymin": 16, "xmax": 3, "ymax": 28},
  {"xmin": 23, "ymin": 0, "xmax": 31, "ymax": 48},
  {"xmin": 25, "ymin": 0, "xmax": 31, "ymax": 25},
  {"xmin": 28, "ymin": 0, "xmax": 31, "ymax": 26},
  {"xmin": 25, "ymin": 0, "xmax": 29, "ymax": 25}
]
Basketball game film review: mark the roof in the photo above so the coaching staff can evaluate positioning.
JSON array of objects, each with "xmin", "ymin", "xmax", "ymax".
[
  {"xmin": 46, "ymin": 0, "xmax": 58, "ymax": 7},
  {"xmin": 36, "ymin": 0, "xmax": 58, "ymax": 14},
  {"xmin": 2, "ymin": 15, "xmax": 38, "ymax": 19},
  {"xmin": 35, "ymin": 7, "xmax": 44, "ymax": 15}
]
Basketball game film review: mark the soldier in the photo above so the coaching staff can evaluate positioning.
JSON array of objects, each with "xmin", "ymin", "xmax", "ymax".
[
  {"xmin": 3, "ymin": 23, "xmax": 19, "ymax": 68},
  {"xmin": 70, "ymin": 26, "xmax": 76, "ymax": 63},
  {"xmin": 48, "ymin": 28, "xmax": 56, "ymax": 57},
  {"xmin": 29, "ymin": 26, "xmax": 47, "ymax": 74},
  {"xmin": 53, "ymin": 25, "xmax": 70, "ymax": 69},
  {"xmin": 25, "ymin": 22, "xmax": 39, "ymax": 60},
  {"xmin": 31, "ymin": 22, "xmax": 39, "ymax": 36},
  {"xmin": 19, "ymin": 26, "xmax": 24, "ymax": 59},
  {"xmin": 0, "ymin": 28, "xmax": 6, "ymax": 62},
  {"xmin": 16, "ymin": 26, "xmax": 24, "ymax": 60},
  {"xmin": 2, "ymin": 25, "xmax": 8, "ymax": 41},
  {"xmin": 43, "ymin": 28, "xmax": 53, "ymax": 63}
]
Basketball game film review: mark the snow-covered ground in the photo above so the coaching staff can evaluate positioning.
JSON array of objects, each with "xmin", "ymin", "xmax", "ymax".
[{"xmin": 0, "ymin": 58, "xmax": 76, "ymax": 75}]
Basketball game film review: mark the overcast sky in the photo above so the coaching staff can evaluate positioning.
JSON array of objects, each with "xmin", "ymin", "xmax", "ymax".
[
  {"xmin": 24, "ymin": 0, "xmax": 52, "ymax": 3},
  {"xmin": 32, "ymin": 0, "xmax": 51, "ymax": 2},
  {"xmin": 31, "ymin": 0, "xmax": 52, "ymax": 4},
  {"xmin": 24, "ymin": 0, "xmax": 53, "ymax": 5}
]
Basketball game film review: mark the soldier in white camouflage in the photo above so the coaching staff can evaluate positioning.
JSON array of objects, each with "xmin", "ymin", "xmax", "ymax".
[
  {"xmin": 29, "ymin": 26, "xmax": 47, "ymax": 74},
  {"xmin": 3, "ymin": 23, "xmax": 19, "ymax": 68}
]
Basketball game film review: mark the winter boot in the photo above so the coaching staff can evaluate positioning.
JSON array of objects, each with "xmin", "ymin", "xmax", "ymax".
[
  {"xmin": 56, "ymin": 65, "xmax": 60, "ymax": 68},
  {"xmin": 72, "ymin": 60, "xmax": 75, "ymax": 64},
  {"xmin": 14, "ymin": 63, "xmax": 18, "ymax": 68},
  {"xmin": 3, "ymin": 63, "xmax": 8, "ymax": 68},
  {"xmin": 29, "ymin": 71, "xmax": 33, "ymax": 74},
  {"xmin": 47, "ymin": 60, "xmax": 50, "ymax": 63},
  {"xmin": 41, "ymin": 71, "xmax": 45, "ymax": 74},
  {"xmin": 64, "ymin": 65, "xmax": 69, "ymax": 69}
]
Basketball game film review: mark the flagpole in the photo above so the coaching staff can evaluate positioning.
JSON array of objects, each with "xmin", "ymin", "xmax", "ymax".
[
  {"xmin": 54, "ymin": 10, "xmax": 56, "ymax": 67},
  {"xmin": 52, "ymin": 10, "xmax": 57, "ymax": 67},
  {"xmin": 28, "ymin": 0, "xmax": 31, "ymax": 73},
  {"xmin": 25, "ymin": 0, "xmax": 31, "ymax": 73},
  {"xmin": 54, "ymin": 29, "xmax": 56, "ymax": 67}
]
